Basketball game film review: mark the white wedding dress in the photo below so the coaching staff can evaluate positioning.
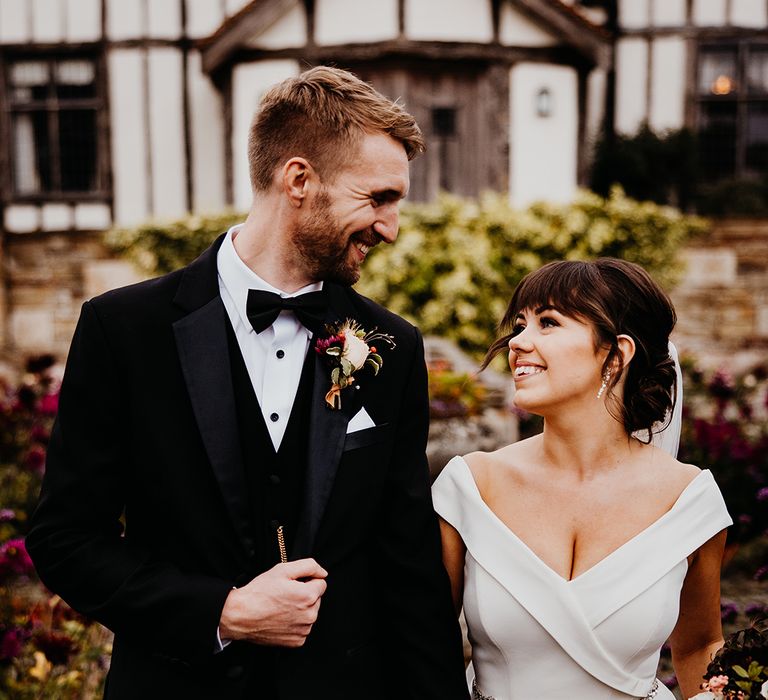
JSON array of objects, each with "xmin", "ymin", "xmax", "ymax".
[{"xmin": 432, "ymin": 456, "xmax": 732, "ymax": 700}]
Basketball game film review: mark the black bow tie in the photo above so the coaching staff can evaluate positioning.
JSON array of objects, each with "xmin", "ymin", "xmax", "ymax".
[{"xmin": 246, "ymin": 289, "xmax": 327, "ymax": 334}]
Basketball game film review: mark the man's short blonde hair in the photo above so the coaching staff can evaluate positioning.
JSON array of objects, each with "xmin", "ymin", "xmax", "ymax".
[{"xmin": 248, "ymin": 66, "xmax": 425, "ymax": 191}]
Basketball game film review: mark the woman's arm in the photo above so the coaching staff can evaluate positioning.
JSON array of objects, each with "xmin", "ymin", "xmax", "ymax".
[
  {"xmin": 669, "ymin": 529, "xmax": 728, "ymax": 699},
  {"xmin": 439, "ymin": 516, "xmax": 467, "ymax": 614}
]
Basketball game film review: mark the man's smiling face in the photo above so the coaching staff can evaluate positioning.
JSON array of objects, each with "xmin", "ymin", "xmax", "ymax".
[{"xmin": 290, "ymin": 132, "xmax": 410, "ymax": 286}]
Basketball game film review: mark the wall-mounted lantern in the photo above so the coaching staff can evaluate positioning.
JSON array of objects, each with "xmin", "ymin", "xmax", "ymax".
[{"xmin": 536, "ymin": 87, "xmax": 553, "ymax": 118}]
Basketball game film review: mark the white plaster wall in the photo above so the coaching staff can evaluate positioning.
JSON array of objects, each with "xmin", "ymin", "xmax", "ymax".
[
  {"xmin": 650, "ymin": 36, "xmax": 686, "ymax": 131},
  {"xmin": 232, "ymin": 60, "xmax": 300, "ymax": 211},
  {"xmin": 248, "ymin": 0, "xmax": 306, "ymax": 49},
  {"xmin": 109, "ymin": 50, "xmax": 149, "ymax": 226},
  {"xmin": 509, "ymin": 63, "xmax": 578, "ymax": 207},
  {"xmin": 586, "ymin": 67, "xmax": 606, "ymax": 150},
  {"xmin": 315, "ymin": 0, "xmax": 396, "ymax": 45},
  {"xmin": 41, "ymin": 203, "xmax": 73, "ymax": 231},
  {"xmin": 693, "ymin": 0, "xmax": 727, "ymax": 25},
  {"xmin": 65, "ymin": 0, "xmax": 101, "ymax": 41},
  {"xmin": 106, "ymin": 0, "xmax": 145, "ymax": 40},
  {"xmin": 185, "ymin": 0, "xmax": 224, "ymax": 38},
  {"xmin": 147, "ymin": 0, "xmax": 181, "ymax": 39},
  {"xmin": 618, "ymin": 0, "xmax": 649, "ymax": 29},
  {"xmin": 226, "ymin": 0, "xmax": 250, "ymax": 16},
  {"xmin": 187, "ymin": 52, "xmax": 226, "ymax": 213},
  {"xmin": 74, "ymin": 203, "xmax": 112, "ymax": 230},
  {"xmin": 405, "ymin": 0, "xmax": 493, "ymax": 42},
  {"xmin": 730, "ymin": 0, "xmax": 768, "ymax": 27},
  {"xmin": 651, "ymin": 0, "xmax": 686, "ymax": 26},
  {"xmin": 32, "ymin": 0, "xmax": 63, "ymax": 42},
  {"xmin": 4, "ymin": 205, "xmax": 40, "ymax": 233},
  {"xmin": 0, "ymin": 0, "xmax": 29, "ymax": 42},
  {"xmin": 499, "ymin": 1, "xmax": 557, "ymax": 47},
  {"xmin": 615, "ymin": 37, "xmax": 648, "ymax": 135},
  {"xmin": 148, "ymin": 48, "xmax": 187, "ymax": 219}
]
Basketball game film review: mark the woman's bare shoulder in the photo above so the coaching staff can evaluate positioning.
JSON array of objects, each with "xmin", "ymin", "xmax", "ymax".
[
  {"xmin": 462, "ymin": 436, "xmax": 541, "ymax": 493},
  {"xmin": 639, "ymin": 444, "xmax": 703, "ymax": 501}
]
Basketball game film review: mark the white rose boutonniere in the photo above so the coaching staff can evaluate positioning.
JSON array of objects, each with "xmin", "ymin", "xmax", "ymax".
[{"xmin": 315, "ymin": 319, "xmax": 396, "ymax": 409}]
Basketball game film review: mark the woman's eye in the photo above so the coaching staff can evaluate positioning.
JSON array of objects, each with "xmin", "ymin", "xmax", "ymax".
[
  {"xmin": 511, "ymin": 323, "xmax": 525, "ymax": 337},
  {"xmin": 540, "ymin": 317, "xmax": 559, "ymax": 329}
]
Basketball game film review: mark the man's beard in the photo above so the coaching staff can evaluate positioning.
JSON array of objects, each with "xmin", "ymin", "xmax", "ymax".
[{"xmin": 291, "ymin": 189, "xmax": 366, "ymax": 286}]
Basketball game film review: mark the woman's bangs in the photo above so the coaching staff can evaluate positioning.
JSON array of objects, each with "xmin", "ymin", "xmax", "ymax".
[{"xmin": 511, "ymin": 262, "xmax": 593, "ymax": 320}]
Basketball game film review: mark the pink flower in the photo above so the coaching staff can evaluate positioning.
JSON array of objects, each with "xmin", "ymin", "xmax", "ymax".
[
  {"xmin": 706, "ymin": 676, "xmax": 730, "ymax": 692},
  {"xmin": 39, "ymin": 392, "xmax": 59, "ymax": 416},
  {"xmin": 0, "ymin": 538, "xmax": 35, "ymax": 579}
]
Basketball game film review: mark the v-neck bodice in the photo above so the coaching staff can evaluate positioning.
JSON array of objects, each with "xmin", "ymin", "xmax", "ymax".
[{"xmin": 432, "ymin": 456, "xmax": 732, "ymax": 700}]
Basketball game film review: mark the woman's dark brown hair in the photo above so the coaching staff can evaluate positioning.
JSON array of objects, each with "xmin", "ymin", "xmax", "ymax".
[{"xmin": 483, "ymin": 258, "xmax": 677, "ymax": 441}]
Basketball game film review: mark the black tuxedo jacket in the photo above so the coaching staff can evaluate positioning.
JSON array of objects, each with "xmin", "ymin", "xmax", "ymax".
[{"xmin": 27, "ymin": 235, "xmax": 469, "ymax": 700}]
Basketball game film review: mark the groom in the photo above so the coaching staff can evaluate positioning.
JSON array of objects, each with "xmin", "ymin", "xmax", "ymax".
[{"xmin": 27, "ymin": 66, "xmax": 469, "ymax": 699}]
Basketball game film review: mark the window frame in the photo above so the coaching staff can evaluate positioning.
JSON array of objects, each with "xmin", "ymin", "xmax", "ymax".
[
  {"xmin": 695, "ymin": 39, "xmax": 768, "ymax": 181},
  {"xmin": 1, "ymin": 48, "xmax": 110, "ymax": 203}
]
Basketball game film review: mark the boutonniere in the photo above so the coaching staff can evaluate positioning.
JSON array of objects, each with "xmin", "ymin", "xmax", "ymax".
[{"xmin": 315, "ymin": 319, "xmax": 395, "ymax": 409}]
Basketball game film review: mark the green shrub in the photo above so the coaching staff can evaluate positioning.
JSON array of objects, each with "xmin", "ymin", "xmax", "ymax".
[
  {"xmin": 105, "ymin": 189, "xmax": 706, "ymax": 358},
  {"xmin": 105, "ymin": 211, "xmax": 245, "ymax": 276},
  {"xmin": 357, "ymin": 188, "xmax": 706, "ymax": 357}
]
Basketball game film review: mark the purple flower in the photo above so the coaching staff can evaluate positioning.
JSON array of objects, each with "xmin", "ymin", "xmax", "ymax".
[
  {"xmin": 720, "ymin": 600, "xmax": 739, "ymax": 623},
  {"xmin": 708, "ymin": 368, "xmax": 736, "ymax": 399},
  {"xmin": 0, "ymin": 509, "xmax": 15, "ymax": 522},
  {"xmin": 24, "ymin": 445, "xmax": 46, "ymax": 473},
  {"xmin": 661, "ymin": 675, "xmax": 678, "ymax": 689},
  {"xmin": 755, "ymin": 565, "xmax": 768, "ymax": 582},
  {"xmin": 0, "ymin": 538, "xmax": 35, "ymax": 579},
  {"xmin": 757, "ymin": 487, "xmax": 768, "ymax": 502},
  {"xmin": 745, "ymin": 602, "xmax": 768, "ymax": 618},
  {"xmin": 0, "ymin": 627, "xmax": 27, "ymax": 660}
]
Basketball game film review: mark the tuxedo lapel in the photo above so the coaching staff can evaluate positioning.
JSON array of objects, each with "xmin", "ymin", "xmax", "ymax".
[
  {"xmin": 293, "ymin": 284, "xmax": 362, "ymax": 558},
  {"xmin": 172, "ymin": 235, "xmax": 253, "ymax": 553}
]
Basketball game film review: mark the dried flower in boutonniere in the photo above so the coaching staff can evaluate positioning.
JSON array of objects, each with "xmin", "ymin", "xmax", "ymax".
[{"xmin": 315, "ymin": 319, "xmax": 395, "ymax": 409}]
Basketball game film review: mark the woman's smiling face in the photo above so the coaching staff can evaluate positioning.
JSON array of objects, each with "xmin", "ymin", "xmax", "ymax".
[{"xmin": 508, "ymin": 305, "xmax": 609, "ymax": 416}]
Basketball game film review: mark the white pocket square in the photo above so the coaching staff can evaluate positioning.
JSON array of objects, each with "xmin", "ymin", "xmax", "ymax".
[{"xmin": 346, "ymin": 407, "xmax": 376, "ymax": 433}]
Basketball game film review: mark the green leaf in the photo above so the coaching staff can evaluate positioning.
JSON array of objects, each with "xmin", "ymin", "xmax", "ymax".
[
  {"xmin": 365, "ymin": 359, "xmax": 380, "ymax": 375},
  {"xmin": 340, "ymin": 358, "xmax": 353, "ymax": 376},
  {"xmin": 732, "ymin": 664, "xmax": 750, "ymax": 679},
  {"xmin": 369, "ymin": 353, "xmax": 383, "ymax": 365},
  {"xmin": 331, "ymin": 368, "xmax": 340, "ymax": 386},
  {"xmin": 735, "ymin": 680, "xmax": 753, "ymax": 693}
]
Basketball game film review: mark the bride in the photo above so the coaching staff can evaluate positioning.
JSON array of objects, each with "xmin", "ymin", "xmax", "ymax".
[{"xmin": 433, "ymin": 259, "xmax": 731, "ymax": 700}]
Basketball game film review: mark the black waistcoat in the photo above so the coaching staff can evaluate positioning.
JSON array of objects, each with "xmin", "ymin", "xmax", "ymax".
[{"xmin": 226, "ymin": 322, "xmax": 315, "ymax": 574}]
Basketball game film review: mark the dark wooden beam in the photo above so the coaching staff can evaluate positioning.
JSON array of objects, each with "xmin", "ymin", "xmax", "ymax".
[
  {"xmin": 201, "ymin": 0, "xmax": 298, "ymax": 74},
  {"xmin": 508, "ymin": 0, "xmax": 610, "ymax": 68},
  {"xmin": 226, "ymin": 39, "xmax": 592, "ymax": 70}
]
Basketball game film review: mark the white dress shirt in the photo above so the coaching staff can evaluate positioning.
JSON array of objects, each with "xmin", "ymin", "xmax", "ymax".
[{"xmin": 217, "ymin": 224, "xmax": 322, "ymax": 450}]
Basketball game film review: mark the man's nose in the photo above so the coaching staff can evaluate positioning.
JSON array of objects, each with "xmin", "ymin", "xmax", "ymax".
[{"xmin": 373, "ymin": 203, "xmax": 399, "ymax": 244}]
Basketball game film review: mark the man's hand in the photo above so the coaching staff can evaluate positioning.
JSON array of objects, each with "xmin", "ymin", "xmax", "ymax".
[{"xmin": 219, "ymin": 559, "xmax": 328, "ymax": 647}]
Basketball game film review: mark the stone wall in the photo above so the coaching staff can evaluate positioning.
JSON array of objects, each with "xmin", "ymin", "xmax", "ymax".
[
  {"xmin": 671, "ymin": 219, "xmax": 768, "ymax": 372},
  {"xmin": 2, "ymin": 232, "xmax": 143, "ymax": 359}
]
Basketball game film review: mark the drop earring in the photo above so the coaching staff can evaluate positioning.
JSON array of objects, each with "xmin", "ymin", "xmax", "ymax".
[{"xmin": 597, "ymin": 370, "xmax": 611, "ymax": 399}]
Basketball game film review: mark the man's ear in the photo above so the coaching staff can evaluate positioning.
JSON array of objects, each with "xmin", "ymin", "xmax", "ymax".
[
  {"xmin": 614, "ymin": 334, "xmax": 636, "ymax": 373},
  {"xmin": 281, "ymin": 157, "xmax": 315, "ymax": 207}
]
